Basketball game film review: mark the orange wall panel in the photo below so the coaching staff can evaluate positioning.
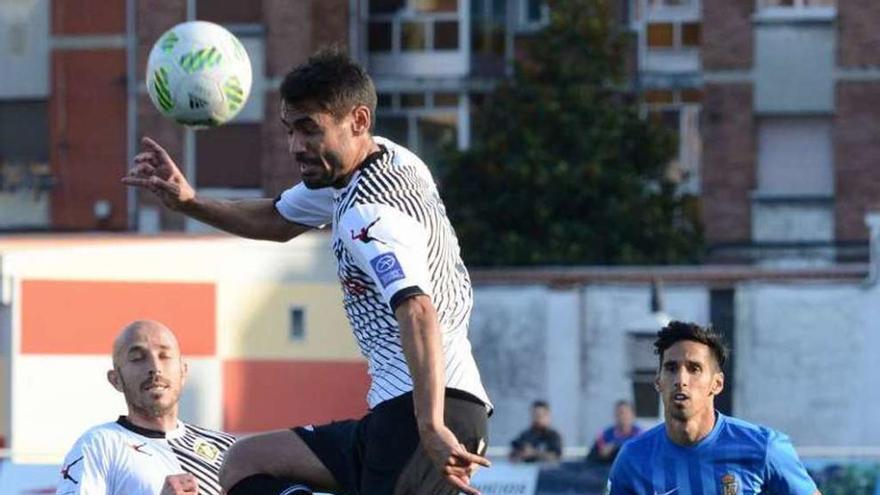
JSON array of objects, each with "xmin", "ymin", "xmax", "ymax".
[
  {"xmin": 21, "ymin": 280, "xmax": 216, "ymax": 355},
  {"xmin": 223, "ymin": 360, "xmax": 370, "ymax": 432},
  {"xmin": 52, "ymin": 0, "xmax": 125, "ymax": 35}
]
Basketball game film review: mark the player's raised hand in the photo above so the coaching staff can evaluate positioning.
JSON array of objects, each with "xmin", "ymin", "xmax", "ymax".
[
  {"xmin": 160, "ymin": 473, "xmax": 199, "ymax": 494},
  {"xmin": 122, "ymin": 136, "xmax": 195, "ymax": 211},
  {"xmin": 421, "ymin": 425, "xmax": 490, "ymax": 495}
]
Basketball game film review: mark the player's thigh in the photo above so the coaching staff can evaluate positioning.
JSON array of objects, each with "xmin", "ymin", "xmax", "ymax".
[
  {"xmin": 219, "ymin": 429, "xmax": 340, "ymax": 492},
  {"xmin": 391, "ymin": 396, "xmax": 488, "ymax": 495}
]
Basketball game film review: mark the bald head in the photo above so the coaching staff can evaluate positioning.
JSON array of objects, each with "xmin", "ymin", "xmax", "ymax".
[
  {"xmin": 108, "ymin": 320, "xmax": 188, "ymax": 426},
  {"xmin": 112, "ymin": 320, "xmax": 181, "ymax": 368}
]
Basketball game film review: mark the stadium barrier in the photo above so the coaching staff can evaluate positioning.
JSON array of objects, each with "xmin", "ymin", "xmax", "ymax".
[{"xmin": 3, "ymin": 448, "xmax": 880, "ymax": 494}]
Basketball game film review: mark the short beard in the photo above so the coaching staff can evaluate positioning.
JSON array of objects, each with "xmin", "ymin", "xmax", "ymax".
[{"xmin": 119, "ymin": 374, "xmax": 177, "ymax": 418}]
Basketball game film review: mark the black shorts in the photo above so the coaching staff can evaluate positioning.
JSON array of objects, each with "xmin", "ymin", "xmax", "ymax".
[{"xmin": 293, "ymin": 389, "xmax": 489, "ymax": 495}]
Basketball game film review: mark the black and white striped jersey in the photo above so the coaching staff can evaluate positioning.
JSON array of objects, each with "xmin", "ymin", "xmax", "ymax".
[
  {"xmin": 56, "ymin": 416, "xmax": 235, "ymax": 495},
  {"xmin": 276, "ymin": 136, "xmax": 491, "ymax": 410}
]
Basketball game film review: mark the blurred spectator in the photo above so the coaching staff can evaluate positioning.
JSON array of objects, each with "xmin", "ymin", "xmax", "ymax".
[
  {"xmin": 588, "ymin": 400, "xmax": 643, "ymax": 463},
  {"xmin": 509, "ymin": 400, "xmax": 563, "ymax": 463}
]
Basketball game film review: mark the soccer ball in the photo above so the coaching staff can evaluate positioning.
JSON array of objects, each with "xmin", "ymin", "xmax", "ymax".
[{"xmin": 146, "ymin": 21, "xmax": 252, "ymax": 128}]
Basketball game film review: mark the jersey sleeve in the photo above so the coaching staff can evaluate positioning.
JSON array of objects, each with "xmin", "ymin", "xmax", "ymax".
[
  {"xmin": 339, "ymin": 203, "xmax": 432, "ymax": 311},
  {"xmin": 607, "ymin": 444, "xmax": 638, "ymax": 495},
  {"xmin": 274, "ymin": 183, "xmax": 334, "ymax": 228},
  {"xmin": 764, "ymin": 431, "xmax": 819, "ymax": 495},
  {"xmin": 56, "ymin": 434, "xmax": 112, "ymax": 495}
]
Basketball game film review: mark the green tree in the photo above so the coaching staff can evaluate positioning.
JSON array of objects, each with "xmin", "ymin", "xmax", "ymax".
[{"xmin": 439, "ymin": 0, "xmax": 702, "ymax": 266}]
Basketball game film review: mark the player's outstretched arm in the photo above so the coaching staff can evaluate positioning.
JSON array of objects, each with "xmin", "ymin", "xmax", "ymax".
[
  {"xmin": 122, "ymin": 136, "xmax": 309, "ymax": 241},
  {"xmin": 396, "ymin": 294, "xmax": 490, "ymax": 495}
]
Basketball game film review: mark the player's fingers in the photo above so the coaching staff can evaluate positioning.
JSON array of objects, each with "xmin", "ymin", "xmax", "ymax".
[
  {"xmin": 452, "ymin": 446, "xmax": 491, "ymax": 468},
  {"xmin": 443, "ymin": 464, "xmax": 471, "ymax": 477},
  {"xmin": 134, "ymin": 151, "xmax": 156, "ymax": 163},
  {"xmin": 121, "ymin": 177, "xmax": 154, "ymax": 188},
  {"xmin": 128, "ymin": 162, "xmax": 157, "ymax": 178},
  {"xmin": 445, "ymin": 473, "xmax": 481, "ymax": 495},
  {"xmin": 142, "ymin": 136, "xmax": 174, "ymax": 164}
]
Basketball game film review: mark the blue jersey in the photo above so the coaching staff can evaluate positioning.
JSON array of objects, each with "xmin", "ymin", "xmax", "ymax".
[{"xmin": 608, "ymin": 413, "xmax": 817, "ymax": 495}]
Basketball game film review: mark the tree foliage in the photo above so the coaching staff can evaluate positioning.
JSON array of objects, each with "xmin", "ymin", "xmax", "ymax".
[{"xmin": 439, "ymin": 0, "xmax": 702, "ymax": 266}]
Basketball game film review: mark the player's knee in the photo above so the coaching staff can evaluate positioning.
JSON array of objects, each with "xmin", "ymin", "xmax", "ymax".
[{"xmin": 219, "ymin": 437, "xmax": 260, "ymax": 490}]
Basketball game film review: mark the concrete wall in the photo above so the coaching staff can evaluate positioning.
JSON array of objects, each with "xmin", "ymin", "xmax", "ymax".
[
  {"xmin": 736, "ymin": 281, "xmax": 880, "ymax": 446},
  {"xmin": 471, "ymin": 276, "xmax": 880, "ymax": 451},
  {"xmin": 470, "ymin": 283, "xmax": 709, "ymax": 451}
]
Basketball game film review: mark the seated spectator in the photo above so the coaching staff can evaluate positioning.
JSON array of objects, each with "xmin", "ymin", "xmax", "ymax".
[
  {"xmin": 509, "ymin": 400, "xmax": 563, "ymax": 463},
  {"xmin": 588, "ymin": 400, "xmax": 642, "ymax": 463}
]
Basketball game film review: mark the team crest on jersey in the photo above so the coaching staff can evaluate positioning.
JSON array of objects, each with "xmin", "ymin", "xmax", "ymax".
[
  {"xmin": 721, "ymin": 473, "xmax": 739, "ymax": 495},
  {"xmin": 193, "ymin": 438, "xmax": 220, "ymax": 462}
]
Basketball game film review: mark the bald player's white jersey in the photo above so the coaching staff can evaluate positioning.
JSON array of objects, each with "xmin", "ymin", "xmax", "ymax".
[
  {"xmin": 276, "ymin": 136, "xmax": 491, "ymax": 410},
  {"xmin": 56, "ymin": 417, "xmax": 234, "ymax": 495}
]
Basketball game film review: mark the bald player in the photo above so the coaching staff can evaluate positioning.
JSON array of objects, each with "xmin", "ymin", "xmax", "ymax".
[{"xmin": 56, "ymin": 320, "xmax": 235, "ymax": 495}]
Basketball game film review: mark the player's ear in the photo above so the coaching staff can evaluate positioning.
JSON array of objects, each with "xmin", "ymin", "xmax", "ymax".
[
  {"xmin": 350, "ymin": 105, "xmax": 372, "ymax": 136},
  {"xmin": 107, "ymin": 369, "xmax": 123, "ymax": 392},
  {"xmin": 180, "ymin": 359, "xmax": 189, "ymax": 386},
  {"xmin": 711, "ymin": 371, "xmax": 725, "ymax": 396}
]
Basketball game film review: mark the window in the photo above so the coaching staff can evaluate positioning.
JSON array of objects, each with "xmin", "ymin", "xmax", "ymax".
[
  {"xmin": 757, "ymin": 117, "xmax": 833, "ymax": 196},
  {"xmin": 647, "ymin": 22, "xmax": 700, "ymax": 50},
  {"xmin": 643, "ymin": 89, "xmax": 703, "ymax": 193},
  {"xmin": 195, "ymin": 124, "xmax": 262, "ymax": 188},
  {"xmin": 434, "ymin": 21, "xmax": 459, "ymax": 50},
  {"xmin": 628, "ymin": 333, "xmax": 661, "ymax": 419},
  {"xmin": 0, "ymin": 101, "xmax": 51, "ymax": 229},
  {"xmin": 374, "ymin": 90, "xmax": 464, "ymax": 167},
  {"xmin": 758, "ymin": 0, "xmax": 834, "ymax": 7},
  {"xmin": 289, "ymin": 307, "xmax": 306, "ymax": 341},
  {"xmin": 367, "ymin": 0, "xmax": 460, "ymax": 53},
  {"xmin": 196, "ymin": 0, "xmax": 262, "ymax": 23},
  {"xmin": 518, "ymin": 0, "xmax": 549, "ymax": 29},
  {"xmin": 681, "ymin": 22, "xmax": 701, "ymax": 48},
  {"xmin": 414, "ymin": 0, "xmax": 458, "ymax": 12},
  {"xmin": 647, "ymin": 23, "xmax": 674, "ymax": 48},
  {"xmin": 401, "ymin": 22, "xmax": 427, "ymax": 50},
  {"xmin": 401, "ymin": 93, "xmax": 426, "ymax": 108},
  {"xmin": 651, "ymin": 0, "xmax": 692, "ymax": 5},
  {"xmin": 433, "ymin": 92, "xmax": 460, "ymax": 107},
  {"xmin": 368, "ymin": 21, "xmax": 393, "ymax": 52}
]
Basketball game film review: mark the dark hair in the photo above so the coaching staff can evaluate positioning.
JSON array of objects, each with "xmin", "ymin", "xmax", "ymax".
[
  {"xmin": 614, "ymin": 400, "xmax": 632, "ymax": 410},
  {"xmin": 279, "ymin": 48, "xmax": 377, "ymax": 121},
  {"xmin": 532, "ymin": 400, "xmax": 549, "ymax": 410},
  {"xmin": 654, "ymin": 321, "xmax": 728, "ymax": 370}
]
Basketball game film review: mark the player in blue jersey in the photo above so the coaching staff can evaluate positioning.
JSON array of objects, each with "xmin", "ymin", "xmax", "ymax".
[{"xmin": 608, "ymin": 321, "xmax": 820, "ymax": 495}]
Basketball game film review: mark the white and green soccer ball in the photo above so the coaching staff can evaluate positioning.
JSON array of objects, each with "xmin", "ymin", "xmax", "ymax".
[{"xmin": 146, "ymin": 21, "xmax": 252, "ymax": 128}]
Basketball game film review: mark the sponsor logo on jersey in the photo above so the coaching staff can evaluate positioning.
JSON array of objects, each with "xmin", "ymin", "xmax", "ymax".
[
  {"xmin": 370, "ymin": 252, "xmax": 405, "ymax": 288},
  {"xmin": 193, "ymin": 438, "xmax": 221, "ymax": 462}
]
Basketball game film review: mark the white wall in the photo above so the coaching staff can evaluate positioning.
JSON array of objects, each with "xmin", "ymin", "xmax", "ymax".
[
  {"xmin": 578, "ymin": 284, "xmax": 709, "ymax": 447},
  {"xmin": 472, "ymin": 278, "xmax": 880, "ymax": 451},
  {"xmin": 470, "ymin": 283, "xmax": 709, "ymax": 451},
  {"xmin": 735, "ymin": 281, "xmax": 880, "ymax": 447}
]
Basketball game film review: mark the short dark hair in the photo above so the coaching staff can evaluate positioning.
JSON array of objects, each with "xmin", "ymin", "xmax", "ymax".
[
  {"xmin": 654, "ymin": 321, "xmax": 728, "ymax": 370},
  {"xmin": 614, "ymin": 400, "xmax": 632, "ymax": 410},
  {"xmin": 532, "ymin": 400, "xmax": 549, "ymax": 410},
  {"xmin": 279, "ymin": 48, "xmax": 377, "ymax": 120}
]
